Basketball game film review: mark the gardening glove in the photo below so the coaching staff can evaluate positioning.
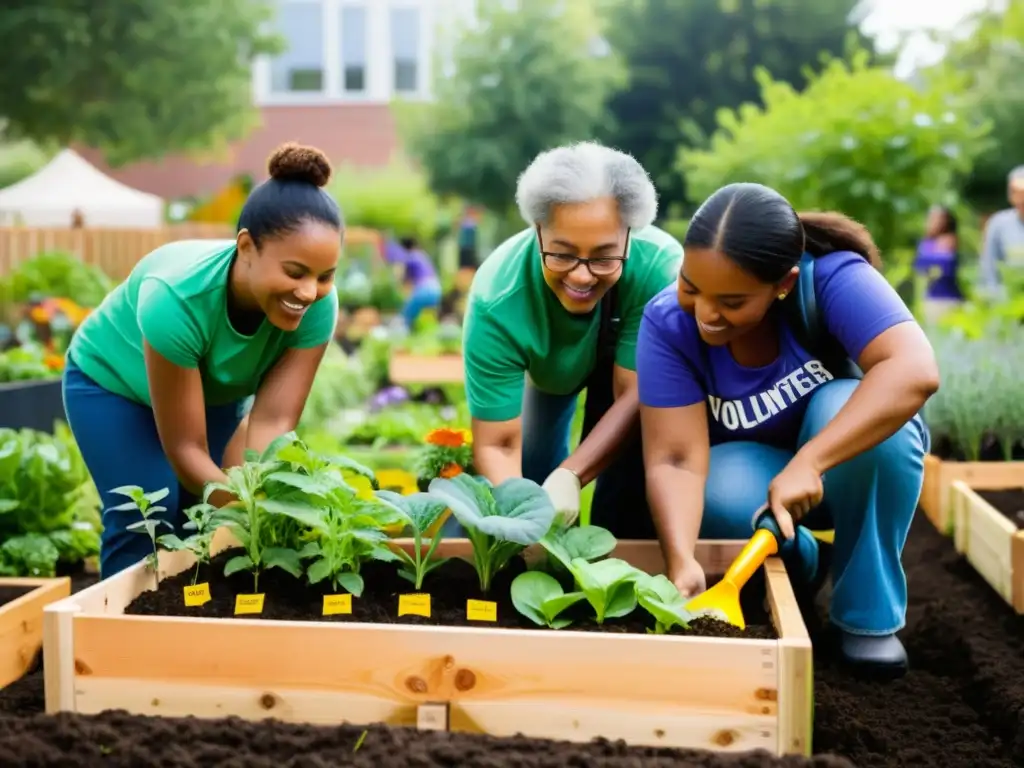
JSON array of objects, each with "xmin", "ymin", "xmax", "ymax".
[{"xmin": 542, "ymin": 467, "xmax": 582, "ymax": 525}]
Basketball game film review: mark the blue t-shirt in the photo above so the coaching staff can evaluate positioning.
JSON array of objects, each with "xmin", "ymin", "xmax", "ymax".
[{"xmin": 636, "ymin": 251, "xmax": 914, "ymax": 450}]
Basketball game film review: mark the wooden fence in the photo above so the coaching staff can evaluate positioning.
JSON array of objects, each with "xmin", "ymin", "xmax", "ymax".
[{"xmin": 0, "ymin": 225, "xmax": 384, "ymax": 280}]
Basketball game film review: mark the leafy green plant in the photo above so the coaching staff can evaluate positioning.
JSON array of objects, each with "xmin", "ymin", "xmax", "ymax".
[
  {"xmin": 204, "ymin": 433, "xmax": 325, "ymax": 591},
  {"xmin": 277, "ymin": 471, "xmax": 405, "ymax": 597},
  {"xmin": 375, "ymin": 490, "xmax": 450, "ymax": 589},
  {"xmin": 510, "ymin": 570, "xmax": 586, "ymax": 629},
  {"xmin": 634, "ymin": 574, "xmax": 696, "ymax": 634},
  {"xmin": 427, "ymin": 474, "xmax": 555, "ymax": 593},
  {"xmin": 156, "ymin": 502, "xmax": 221, "ymax": 586},
  {"xmin": 539, "ymin": 522, "xmax": 616, "ymax": 573},
  {"xmin": 109, "ymin": 485, "xmax": 171, "ymax": 587},
  {"xmin": 511, "ymin": 557, "xmax": 642, "ymax": 627}
]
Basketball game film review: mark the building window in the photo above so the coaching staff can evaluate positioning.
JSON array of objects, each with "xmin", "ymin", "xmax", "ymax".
[
  {"xmin": 340, "ymin": 5, "xmax": 367, "ymax": 92},
  {"xmin": 391, "ymin": 6, "xmax": 420, "ymax": 93},
  {"xmin": 270, "ymin": 0, "xmax": 325, "ymax": 93}
]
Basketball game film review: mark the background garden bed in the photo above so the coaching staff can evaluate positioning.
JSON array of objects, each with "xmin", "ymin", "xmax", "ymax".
[{"xmin": 950, "ymin": 480, "xmax": 1024, "ymax": 614}]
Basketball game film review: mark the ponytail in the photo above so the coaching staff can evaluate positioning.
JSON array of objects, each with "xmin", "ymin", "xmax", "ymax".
[{"xmin": 798, "ymin": 211, "xmax": 881, "ymax": 269}]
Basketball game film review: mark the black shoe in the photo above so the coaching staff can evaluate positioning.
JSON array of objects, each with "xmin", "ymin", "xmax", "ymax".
[{"xmin": 839, "ymin": 631, "xmax": 909, "ymax": 680}]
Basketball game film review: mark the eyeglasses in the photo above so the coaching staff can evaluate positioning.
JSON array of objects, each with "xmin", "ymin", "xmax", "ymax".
[{"xmin": 538, "ymin": 230, "xmax": 628, "ymax": 277}]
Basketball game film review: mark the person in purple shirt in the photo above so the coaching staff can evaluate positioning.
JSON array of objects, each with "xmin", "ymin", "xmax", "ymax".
[
  {"xmin": 913, "ymin": 205, "xmax": 963, "ymax": 322},
  {"xmin": 384, "ymin": 237, "xmax": 442, "ymax": 328},
  {"xmin": 636, "ymin": 182, "xmax": 939, "ymax": 678}
]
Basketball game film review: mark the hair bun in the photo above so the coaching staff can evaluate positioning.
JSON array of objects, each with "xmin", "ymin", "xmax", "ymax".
[{"xmin": 267, "ymin": 142, "xmax": 332, "ymax": 187}]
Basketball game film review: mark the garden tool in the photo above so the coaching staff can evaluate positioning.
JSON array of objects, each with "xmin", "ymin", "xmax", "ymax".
[{"xmin": 683, "ymin": 508, "xmax": 784, "ymax": 630}]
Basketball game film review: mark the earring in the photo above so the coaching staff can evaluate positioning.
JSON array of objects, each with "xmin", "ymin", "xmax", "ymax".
[{"xmin": 777, "ymin": 292, "xmax": 788, "ymax": 301}]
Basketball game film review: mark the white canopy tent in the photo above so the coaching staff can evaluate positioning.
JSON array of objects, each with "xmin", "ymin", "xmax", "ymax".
[{"xmin": 0, "ymin": 148, "xmax": 164, "ymax": 228}]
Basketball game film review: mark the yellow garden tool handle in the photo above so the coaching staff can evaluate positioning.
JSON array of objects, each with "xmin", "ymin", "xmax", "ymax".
[{"xmin": 722, "ymin": 528, "xmax": 779, "ymax": 589}]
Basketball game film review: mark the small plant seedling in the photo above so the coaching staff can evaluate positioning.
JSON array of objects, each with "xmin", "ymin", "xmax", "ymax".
[
  {"xmin": 510, "ymin": 571, "xmax": 585, "ymax": 629},
  {"xmin": 634, "ymin": 573, "xmax": 696, "ymax": 634},
  {"xmin": 375, "ymin": 490, "xmax": 450, "ymax": 590},
  {"xmin": 109, "ymin": 485, "xmax": 172, "ymax": 589},
  {"xmin": 156, "ymin": 502, "xmax": 220, "ymax": 586}
]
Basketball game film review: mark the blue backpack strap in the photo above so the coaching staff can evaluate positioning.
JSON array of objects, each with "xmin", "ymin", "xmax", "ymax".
[{"xmin": 786, "ymin": 252, "xmax": 863, "ymax": 381}]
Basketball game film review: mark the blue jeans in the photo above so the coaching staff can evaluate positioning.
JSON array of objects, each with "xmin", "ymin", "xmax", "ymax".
[
  {"xmin": 706, "ymin": 379, "xmax": 927, "ymax": 635},
  {"xmin": 402, "ymin": 280, "xmax": 442, "ymax": 328},
  {"xmin": 62, "ymin": 359, "xmax": 248, "ymax": 579}
]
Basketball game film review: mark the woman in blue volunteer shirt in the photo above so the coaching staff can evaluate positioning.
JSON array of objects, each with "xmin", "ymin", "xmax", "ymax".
[{"xmin": 637, "ymin": 183, "xmax": 939, "ymax": 677}]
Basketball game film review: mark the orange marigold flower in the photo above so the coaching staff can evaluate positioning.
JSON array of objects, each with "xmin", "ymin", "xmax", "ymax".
[
  {"xmin": 44, "ymin": 354, "xmax": 65, "ymax": 371},
  {"xmin": 425, "ymin": 427, "xmax": 466, "ymax": 448},
  {"xmin": 29, "ymin": 306, "xmax": 49, "ymax": 323},
  {"xmin": 439, "ymin": 462, "xmax": 463, "ymax": 479}
]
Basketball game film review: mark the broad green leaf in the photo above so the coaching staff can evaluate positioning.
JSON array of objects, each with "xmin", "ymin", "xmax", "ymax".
[
  {"xmin": 336, "ymin": 571, "xmax": 364, "ymax": 596},
  {"xmin": 261, "ymin": 432, "xmax": 299, "ymax": 462},
  {"xmin": 264, "ymin": 470, "xmax": 335, "ymax": 498},
  {"xmin": 307, "ymin": 557, "xmax": 332, "ymax": 584},
  {"xmin": 144, "ymin": 488, "xmax": 170, "ymax": 504},
  {"xmin": 224, "ymin": 554, "xmax": 254, "ymax": 577},
  {"xmin": 562, "ymin": 526, "xmax": 616, "ymax": 561},
  {"xmin": 0, "ymin": 500, "xmax": 19, "ymax": 513},
  {"xmin": 157, "ymin": 534, "xmax": 188, "ymax": 551},
  {"xmin": 511, "ymin": 571, "xmax": 561, "ymax": 626},
  {"xmin": 427, "ymin": 474, "xmax": 498, "ymax": 526},
  {"xmin": 262, "ymin": 547, "xmax": 303, "ymax": 578},
  {"xmin": 375, "ymin": 490, "xmax": 447, "ymax": 534},
  {"xmin": 258, "ymin": 499, "xmax": 328, "ymax": 532}
]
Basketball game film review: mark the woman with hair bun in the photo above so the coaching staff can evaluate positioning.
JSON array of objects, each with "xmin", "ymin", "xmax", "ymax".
[
  {"xmin": 63, "ymin": 142, "xmax": 343, "ymax": 578},
  {"xmin": 636, "ymin": 182, "xmax": 939, "ymax": 677}
]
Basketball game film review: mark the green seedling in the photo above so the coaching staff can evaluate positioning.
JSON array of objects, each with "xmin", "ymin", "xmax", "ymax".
[
  {"xmin": 634, "ymin": 573, "xmax": 696, "ymax": 634},
  {"xmin": 109, "ymin": 485, "xmax": 171, "ymax": 588},
  {"xmin": 156, "ymin": 502, "xmax": 221, "ymax": 586},
  {"xmin": 375, "ymin": 490, "xmax": 450, "ymax": 590}
]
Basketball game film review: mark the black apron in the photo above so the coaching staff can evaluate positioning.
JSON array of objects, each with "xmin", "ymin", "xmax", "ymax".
[{"xmin": 577, "ymin": 285, "xmax": 656, "ymax": 539}]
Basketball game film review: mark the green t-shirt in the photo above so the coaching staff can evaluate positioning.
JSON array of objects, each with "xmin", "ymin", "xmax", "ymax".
[
  {"xmin": 68, "ymin": 239, "xmax": 338, "ymax": 407},
  {"xmin": 464, "ymin": 225, "xmax": 683, "ymax": 422}
]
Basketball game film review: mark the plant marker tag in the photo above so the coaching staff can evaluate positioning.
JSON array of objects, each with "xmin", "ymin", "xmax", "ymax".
[
  {"xmin": 466, "ymin": 599, "xmax": 497, "ymax": 622},
  {"xmin": 398, "ymin": 593, "xmax": 431, "ymax": 617},
  {"xmin": 322, "ymin": 593, "xmax": 353, "ymax": 616},
  {"xmin": 183, "ymin": 583, "xmax": 210, "ymax": 607},
  {"xmin": 234, "ymin": 594, "xmax": 265, "ymax": 615}
]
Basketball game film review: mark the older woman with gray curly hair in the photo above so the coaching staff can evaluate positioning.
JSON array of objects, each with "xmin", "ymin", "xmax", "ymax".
[{"xmin": 459, "ymin": 141, "xmax": 682, "ymax": 537}]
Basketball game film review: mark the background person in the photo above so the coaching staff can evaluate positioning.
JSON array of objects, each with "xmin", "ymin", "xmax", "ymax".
[
  {"xmin": 62, "ymin": 143, "xmax": 343, "ymax": 579},
  {"xmin": 461, "ymin": 141, "xmax": 682, "ymax": 536},
  {"xmin": 979, "ymin": 165, "xmax": 1024, "ymax": 297},
  {"xmin": 913, "ymin": 204, "xmax": 963, "ymax": 323},
  {"xmin": 636, "ymin": 182, "xmax": 939, "ymax": 677}
]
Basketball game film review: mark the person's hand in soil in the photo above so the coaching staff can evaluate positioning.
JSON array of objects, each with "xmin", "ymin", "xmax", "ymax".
[
  {"xmin": 669, "ymin": 555, "xmax": 706, "ymax": 598},
  {"xmin": 766, "ymin": 454, "xmax": 824, "ymax": 540}
]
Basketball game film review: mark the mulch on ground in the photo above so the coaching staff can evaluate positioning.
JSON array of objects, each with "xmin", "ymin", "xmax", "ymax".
[{"xmin": 0, "ymin": 512, "xmax": 1020, "ymax": 767}]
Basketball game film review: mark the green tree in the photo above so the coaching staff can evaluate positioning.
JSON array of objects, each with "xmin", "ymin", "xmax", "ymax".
[
  {"xmin": 396, "ymin": 0, "xmax": 625, "ymax": 217},
  {"xmin": 0, "ymin": 1, "xmax": 283, "ymax": 166},
  {"xmin": 678, "ymin": 51, "xmax": 988, "ymax": 265},
  {"xmin": 927, "ymin": 0, "xmax": 1024, "ymax": 210},
  {"xmin": 599, "ymin": 0, "xmax": 873, "ymax": 213}
]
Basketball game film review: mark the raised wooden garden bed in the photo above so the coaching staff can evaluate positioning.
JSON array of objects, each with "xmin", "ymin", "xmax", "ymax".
[
  {"xmin": 921, "ymin": 455, "xmax": 1024, "ymax": 535},
  {"xmin": 43, "ymin": 535, "xmax": 812, "ymax": 756},
  {"xmin": 0, "ymin": 576, "xmax": 71, "ymax": 689},
  {"xmin": 950, "ymin": 478, "xmax": 1024, "ymax": 614},
  {"xmin": 389, "ymin": 354, "xmax": 463, "ymax": 384}
]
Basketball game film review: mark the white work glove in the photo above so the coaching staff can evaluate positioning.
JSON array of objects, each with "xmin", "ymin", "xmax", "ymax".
[{"xmin": 542, "ymin": 467, "xmax": 582, "ymax": 525}]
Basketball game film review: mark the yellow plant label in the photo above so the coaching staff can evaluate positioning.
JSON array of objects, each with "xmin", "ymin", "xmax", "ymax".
[
  {"xmin": 234, "ymin": 594, "xmax": 265, "ymax": 615},
  {"xmin": 398, "ymin": 593, "xmax": 431, "ymax": 617},
  {"xmin": 466, "ymin": 599, "xmax": 497, "ymax": 622},
  {"xmin": 183, "ymin": 583, "xmax": 210, "ymax": 606},
  {"xmin": 323, "ymin": 593, "xmax": 353, "ymax": 616}
]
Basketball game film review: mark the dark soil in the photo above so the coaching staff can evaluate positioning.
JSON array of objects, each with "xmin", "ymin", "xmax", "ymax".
[
  {"xmin": 0, "ymin": 585, "xmax": 34, "ymax": 607},
  {"xmin": 975, "ymin": 488, "xmax": 1024, "ymax": 529},
  {"xmin": 0, "ymin": 513, "xmax": 1021, "ymax": 767},
  {"xmin": 124, "ymin": 548, "xmax": 776, "ymax": 639}
]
